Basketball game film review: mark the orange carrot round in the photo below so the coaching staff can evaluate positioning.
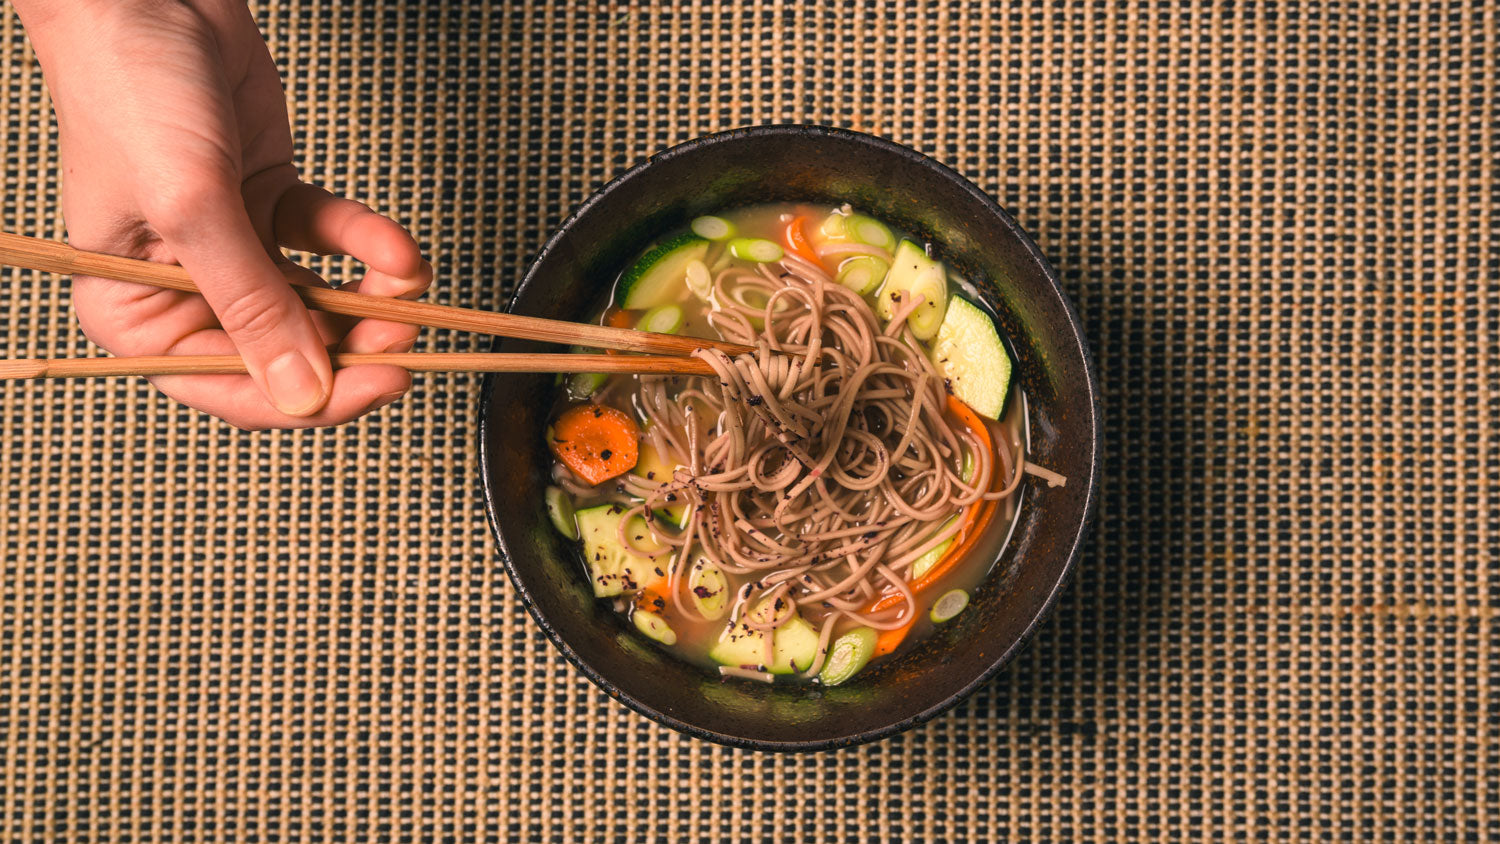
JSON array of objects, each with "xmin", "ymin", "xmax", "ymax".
[{"xmin": 549, "ymin": 404, "xmax": 641, "ymax": 485}]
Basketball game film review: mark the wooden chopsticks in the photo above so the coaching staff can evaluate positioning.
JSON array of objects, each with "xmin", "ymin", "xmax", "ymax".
[
  {"xmin": 0, "ymin": 231, "xmax": 752, "ymax": 375},
  {"xmin": 0, "ymin": 353, "xmax": 718, "ymax": 380}
]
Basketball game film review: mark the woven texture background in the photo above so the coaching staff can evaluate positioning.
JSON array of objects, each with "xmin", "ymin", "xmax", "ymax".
[{"xmin": 2, "ymin": 1, "xmax": 1497, "ymax": 841}]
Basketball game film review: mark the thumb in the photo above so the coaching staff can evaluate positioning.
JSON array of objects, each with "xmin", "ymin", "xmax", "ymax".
[{"xmin": 147, "ymin": 179, "xmax": 332, "ymax": 417}]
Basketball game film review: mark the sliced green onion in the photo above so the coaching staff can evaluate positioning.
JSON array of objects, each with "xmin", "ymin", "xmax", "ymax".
[
  {"xmin": 566, "ymin": 371, "xmax": 607, "ymax": 400},
  {"xmin": 563, "ymin": 344, "xmax": 606, "ymax": 399},
  {"xmin": 910, "ymin": 523, "xmax": 956, "ymax": 580},
  {"xmin": 545, "ymin": 486, "xmax": 578, "ymax": 540},
  {"xmin": 820, "ymin": 212, "xmax": 852, "ymax": 239},
  {"xmin": 728, "ymin": 237, "xmax": 784, "ymax": 263},
  {"xmin": 633, "ymin": 610, "xmax": 678, "ymax": 645},
  {"xmin": 836, "ymin": 256, "xmax": 890, "ymax": 295},
  {"xmin": 688, "ymin": 557, "xmax": 729, "ymax": 620},
  {"xmin": 638, "ymin": 304, "xmax": 684, "ymax": 335},
  {"xmin": 961, "ymin": 448, "xmax": 977, "ymax": 484},
  {"xmin": 820, "ymin": 627, "xmax": 878, "ymax": 686},
  {"xmin": 853, "ymin": 215, "xmax": 895, "ymax": 250},
  {"xmin": 930, "ymin": 588, "xmax": 970, "ymax": 623},
  {"xmin": 684, "ymin": 259, "xmax": 712, "ymax": 300},
  {"xmin": 690, "ymin": 215, "xmax": 735, "ymax": 241}
]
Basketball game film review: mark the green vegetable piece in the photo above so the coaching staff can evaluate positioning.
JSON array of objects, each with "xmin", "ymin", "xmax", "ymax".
[
  {"xmin": 545, "ymin": 486, "xmax": 578, "ymax": 540},
  {"xmin": 819, "ymin": 211, "xmax": 852, "ymax": 240},
  {"xmin": 633, "ymin": 610, "xmax": 678, "ymax": 645},
  {"xmin": 638, "ymin": 304, "xmax": 684, "ymax": 335},
  {"xmin": 574, "ymin": 504, "xmax": 667, "ymax": 598},
  {"xmin": 910, "ymin": 517, "xmax": 958, "ymax": 580},
  {"xmin": 616, "ymin": 233, "xmax": 710, "ymax": 309},
  {"xmin": 851, "ymin": 215, "xmax": 895, "ymax": 250},
  {"xmin": 875, "ymin": 240, "xmax": 948, "ymax": 340},
  {"xmin": 727, "ymin": 237, "xmax": 784, "ymax": 263},
  {"xmin": 709, "ymin": 599, "xmax": 818, "ymax": 674},
  {"xmin": 835, "ymin": 255, "xmax": 890, "ymax": 295},
  {"xmin": 685, "ymin": 259, "xmax": 712, "ymax": 300},
  {"xmin": 690, "ymin": 215, "xmax": 736, "ymax": 241},
  {"xmin": 688, "ymin": 557, "xmax": 729, "ymax": 620},
  {"xmin": 929, "ymin": 295, "xmax": 1012, "ymax": 419},
  {"xmin": 930, "ymin": 589, "xmax": 970, "ymax": 623},
  {"xmin": 562, "ymin": 344, "xmax": 606, "ymax": 399},
  {"xmin": 566, "ymin": 371, "xmax": 607, "ymax": 400},
  {"xmin": 820, "ymin": 627, "xmax": 878, "ymax": 686}
]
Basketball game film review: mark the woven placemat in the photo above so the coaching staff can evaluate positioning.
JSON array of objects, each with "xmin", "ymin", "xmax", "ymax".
[{"xmin": 2, "ymin": 1, "xmax": 1496, "ymax": 840}]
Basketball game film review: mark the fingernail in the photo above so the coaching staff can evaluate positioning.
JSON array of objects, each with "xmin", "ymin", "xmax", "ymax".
[
  {"xmin": 381, "ymin": 337, "xmax": 416, "ymax": 354},
  {"xmin": 364, "ymin": 389, "xmax": 406, "ymax": 415},
  {"xmin": 265, "ymin": 351, "xmax": 328, "ymax": 416},
  {"xmin": 396, "ymin": 260, "xmax": 434, "ymax": 299}
]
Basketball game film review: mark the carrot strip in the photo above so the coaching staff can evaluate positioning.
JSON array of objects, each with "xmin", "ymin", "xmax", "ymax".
[
  {"xmin": 600, "ymin": 307, "xmax": 637, "ymax": 355},
  {"xmin": 548, "ymin": 404, "xmax": 641, "ymax": 485},
  {"xmin": 906, "ymin": 397, "xmax": 1001, "ymax": 590},
  {"xmin": 604, "ymin": 307, "xmax": 636, "ymax": 329},
  {"xmin": 634, "ymin": 585, "xmax": 670, "ymax": 613},
  {"xmin": 873, "ymin": 618, "xmax": 914, "ymax": 657},
  {"xmin": 785, "ymin": 216, "xmax": 820, "ymax": 264},
  {"xmin": 863, "ymin": 396, "xmax": 1003, "ymax": 617}
]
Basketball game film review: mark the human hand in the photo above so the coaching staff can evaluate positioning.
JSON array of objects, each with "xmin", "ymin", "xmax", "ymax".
[{"xmin": 15, "ymin": 0, "xmax": 430, "ymax": 428}]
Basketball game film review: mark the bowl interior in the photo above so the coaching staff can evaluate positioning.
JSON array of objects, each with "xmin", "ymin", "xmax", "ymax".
[{"xmin": 480, "ymin": 126, "xmax": 1097, "ymax": 750}]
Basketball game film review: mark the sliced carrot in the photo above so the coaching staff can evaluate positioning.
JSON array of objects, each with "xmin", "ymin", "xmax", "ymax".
[
  {"xmin": 873, "ymin": 618, "xmax": 915, "ymax": 657},
  {"xmin": 548, "ymin": 404, "xmax": 641, "ymax": 485},
  {"xmin": 634, "ymin": 584, "xmax": 670, "ymax": 613},
  {"xmin": 946, "ymin": 394, "xmax": 993, "ymax": 482},
  {"xmin": 784, "ymin": 215, "xmax": 820, "ymax": 264},
  {"xmin": 601, "ymin": 307, "xmax": 637, "ymax": 356},
  {"xmin": 908, "ymin": 396, "xmax": 1001, "ymax": 588},
  {"xmin": 864, "ymin": 396, "xmax": 1002, "ymax": 616}
]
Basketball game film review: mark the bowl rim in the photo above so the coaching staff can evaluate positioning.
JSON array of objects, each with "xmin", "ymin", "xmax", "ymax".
[{"xmin": 479, "ymin": 123, "xmax": 1100, "ymax": 752}]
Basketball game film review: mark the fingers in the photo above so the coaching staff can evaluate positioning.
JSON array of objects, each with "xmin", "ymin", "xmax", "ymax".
[
  {"xmin": 150, "ymin": 326, "xmax": 411, "ymax": 430},
  {"xmin": 143, "ymin": 174, "xmax": 333, "ymax": 417},
  {"xmin": 337, "ymin": 263, "xmax": 434, "ymax": 354},
  {"xmin": 153, "ymin": 365, "xmax": 411, "ymax": 430},
  {"xmin": 274, "ymin": 183, "xmax": 431, "ymax": 355},
  {"xmin": 275, "ymin": 183, "xmax": 424, "ymax": 279}
]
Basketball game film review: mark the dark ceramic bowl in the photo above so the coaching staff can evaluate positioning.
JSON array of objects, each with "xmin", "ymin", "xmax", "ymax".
[{"xmin": 480, "ymin": 125, "xmax": 1098, "ymax": 751}]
